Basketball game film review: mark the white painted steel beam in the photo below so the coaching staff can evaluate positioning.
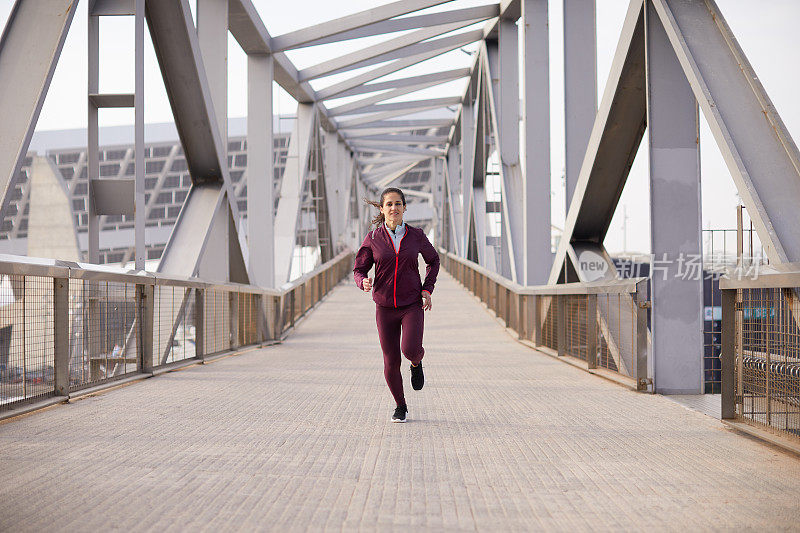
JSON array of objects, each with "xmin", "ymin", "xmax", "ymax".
[
  {"xmin": 298, "ymin": 23, "xmax": 482, "ymax": 82},
  {"xmin": 336, "ymin": 106, "xmax": 456, "ymax": 129},
  {"xmin": 521, "ymin": 0, "xmax": 551, "ymax": 285},
  {"xmin": 327, "ymin": 68, "xmax": 471, "ymax": 100},
  {"xmin": 349, "ymin": 135, "xmax": 449, "ymax": 144},
  {"xmin": 0, "ymin": 0, "xmax": 78, "ymax": 225},
  {"xmin": 273, "ymin": 104, "xmax": 316, "ymax": 286},
  {"xmin": 198, "ymin": 0, "xmax": 229, "ymax": 155},
  {"xmin": 341, "ymin": 97, "xmax": 462, "ymax": 117},
  {"xmin": 652, "ymin": 0, "xmax": 800, "ymax": 265},
  {"xmin": 445, "ymin": 145, "xmax": 463, "ymax": 255},
  {"xmin": 147, "ymin": 0, "xmax": 245, "ymax": 280},
  {"xmin": 133, "ymin": 0, "xmax": 145, "ymax": 269},
  {"xmin": 460, "ymin": 97, "xmax": 475, "ymax": 259},
  {"xmin": 358, "ymin": 155, "xmax": 426, "ymax": 166},
  {"xmin": 373, "ymin": 161, "xmax": 429, "ymax": 189},
  {"xmin": 328, "ymin": 81, "xmax": 454, "ymax": 117},
  {"xmin": 362, "ymin": 159, "xmax": 425, "ymax": 180},
  {"xmin": 295, "ymin": 4, "xmax": 499, "ymax": 50},
  {"xmin": 341, "ymin": 119, "xmax": 453, "ymax": 133},
  {"xmin": 316, "ymin": 38, "xmax": 482, "ymax": 101},
  {"xmin": 432, "ymin": 157, "xmax": 446, "ymax": 245},
  {"xmin": 547, "ymin": 0, "xmax": 645, "ymax": 284},
  {"xmin": 90, "ymin": 0, "xmax": 135, "ymax": 16},
  {"xmin": 270, "ymin": 0, "xmax": 455, "ymax": 52},
  {"xmin": 196, "ymin": 0, "xmax": 231, "ymax": 282},
  {"xmin": 484, "ymin": 38, "xmax": 520, "ymax": 283},
  {"xmin": 563, "ymin": 0, "xmax": 597, "ymax": 210},
  {"xmin": 247, "ymin": 52, "xmax": 274, "ymax": 287},
  {"xmin": 645, "ymin": 0, "xmax": 703, "ymax": 394},
  {"xmin": 354, "ymin": 145, "xmax": 444, "ymax": 157}
]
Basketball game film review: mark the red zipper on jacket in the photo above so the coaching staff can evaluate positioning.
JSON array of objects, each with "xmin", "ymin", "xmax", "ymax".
[{"xmin": 384, "ymin": 225, "xmax": 406, "ymax": 308}]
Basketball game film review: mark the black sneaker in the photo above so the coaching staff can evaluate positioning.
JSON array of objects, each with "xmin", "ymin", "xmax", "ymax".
[
  {"xmin": 391, "ymin": 405, "xmax": 408, "ymax": 423},
  {"xmin": 411, "ymin": 363, "xmax": 424, "ymax": 390}
]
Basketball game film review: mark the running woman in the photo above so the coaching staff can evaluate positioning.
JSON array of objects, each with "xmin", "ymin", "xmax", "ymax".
[{"xmin": 353, "ymin": 187, "xmax": 440, "ymax": 423}]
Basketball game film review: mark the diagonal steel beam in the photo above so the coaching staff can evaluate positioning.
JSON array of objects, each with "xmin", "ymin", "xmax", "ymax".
[
  {"xmin": 547, "ymin": 0, "xmax": 645, "ymax": 284},
  {"xmin": 299, "ymin": 22, "xmax": 482, "ymax": 82},
  {"xmin": 358, "ymin": 155, "xmax": 427, "ymax": 166},
  {"xmin": 294, "ymin": 4, "xmax": 499, "ymax": 49},
  {"xmin": 335, "ymin": 96, "xmax": 462, "ymax": 118},
  {"xmin": 270, "ymin": 0, "xmax": 455, "ymax": 52},
  {"xmin": 326, "ymin": 68, "xmax": 471, "ymax": 100},
  {"xmin": 652, "ymin": 0, "xmax": 800, "ymax": 265},
  {"xmin": 341, "ymin": 122, "xmax": 453, "ymax": 136},
  {"xmin": 350, "ymin": 134, "xmax": 449, "ymax": 144},
  {"xmin": 328, "ymin": 81, "xmax": 451, "ymax": 117},
  {"xmin": 337, "ymin": 105, "xmax": 457, "ymax": 129},
  {"xmin": 0, "ymin": 0, "xmax": 78, "ymax": 224},
  {"xmin": 316, "ymin": 37, "xmax": 482, "ymax": 101},
  {"xmin": 354, "ymin": 145, "xmax": 445, "ymax": 157}
]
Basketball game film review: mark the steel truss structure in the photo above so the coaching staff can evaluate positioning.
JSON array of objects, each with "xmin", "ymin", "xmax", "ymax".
[{"xmin": 1, "ymin": 0, "xmax": 799, "ymax": 394}]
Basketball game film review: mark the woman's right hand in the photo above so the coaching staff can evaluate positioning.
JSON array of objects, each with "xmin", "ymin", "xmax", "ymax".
[{"xmin": 362, "ymin": 278, "xmax": 373, "ymax": 292}]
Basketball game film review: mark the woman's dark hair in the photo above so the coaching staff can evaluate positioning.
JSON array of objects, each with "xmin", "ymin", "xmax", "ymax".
[{"xmin": 364, "ymin": 187, "xmax": 406, "ymax": 228}]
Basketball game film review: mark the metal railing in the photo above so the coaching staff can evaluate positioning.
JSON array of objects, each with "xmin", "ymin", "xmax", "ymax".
[
  {"xmin": 440, "ymin": 250, "xmax": 650, "ymax": 390},
  {"xmin": 720, "ymin": 271, "xmax": 800, "ymax": 440},
  {"xmin": 0, "ymin": 250, "xmax": 353, "ymax": 411}
]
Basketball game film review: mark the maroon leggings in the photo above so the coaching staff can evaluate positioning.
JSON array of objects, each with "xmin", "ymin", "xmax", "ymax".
[{"xmin": 375, "ymin": 302, "xmax": 425, "ymax": 407}]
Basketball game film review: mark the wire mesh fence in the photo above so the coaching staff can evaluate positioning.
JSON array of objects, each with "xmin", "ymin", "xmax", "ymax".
[
  {"xmin": 734, "ymin": 287, "xmax": 800, "ymax": 439},
  {"xmin": 154, "ymin": 285, "xmax": 197, "ymax": 366},
  {"xmin": 540, "ymin": 296, "xmax": 557, "ymax": 352},
  {"xmin": 440, "ymin": 249, "xmax": 647, "ymax": 388},
  {"xmin": 0, "ymin": 275, "xmax": 55, "ymax": 408},
  {"xmin": 565, "ymin": 295, "xmax": 588, "ymax": 361},
  {"xmin": 0, "ymin": 251, "xmax": 353, "ymax": 412},
  {"xmin": 204, "ymin": 289, "xmax": 231, "ymax": 357},
  {"xmin": 68, "ymin": 279, "xmax": 139, "ymax": 390},
  {"xmin": 238, "ymin": 292, "xmax": 261, "ymax": 346}
]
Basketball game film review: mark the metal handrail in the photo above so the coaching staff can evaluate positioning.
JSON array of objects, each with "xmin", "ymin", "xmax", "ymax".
[
  {"xmin": 0, "ymin": 249, "xmax": 355, "ymax": 413},
  {"xmin": 439, "ymin": 249, "xmax": 646, "ymax": 295},
  {"xmin": 439, "ymin": 248, "xmax": 649, "ymax": 390},
  {"xmin": 719, "ymin": 267, "xmax": 800, "ymax": 290},
  {"xmin": 0, "ymin": 249, "xmax": 352, "ymax": 297}
]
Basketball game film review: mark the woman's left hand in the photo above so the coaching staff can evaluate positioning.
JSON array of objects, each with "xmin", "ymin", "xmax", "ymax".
[{"xmin": 421, "ymin": 290, "xmax": 432, "ymax": 311}]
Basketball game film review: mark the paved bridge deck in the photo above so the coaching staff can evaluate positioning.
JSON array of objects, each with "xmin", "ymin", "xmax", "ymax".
[{"xmin": 1, "ymin": 272, "xmax": 799, "ymax": 531}]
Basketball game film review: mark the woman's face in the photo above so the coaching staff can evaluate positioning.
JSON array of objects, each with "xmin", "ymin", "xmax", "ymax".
[{"xmin": 380, "ymin": 192, "xmax": 406, "ymax": 225}]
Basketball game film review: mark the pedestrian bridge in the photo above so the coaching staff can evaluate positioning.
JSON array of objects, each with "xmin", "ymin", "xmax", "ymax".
[{"xmin": 1, "ymin": 255, "xmax": 799, "ymax": 531}]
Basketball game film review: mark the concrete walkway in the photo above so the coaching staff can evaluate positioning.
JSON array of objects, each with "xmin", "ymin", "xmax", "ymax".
[{"xmin": 1, "ymin": 272, "xmax": 799, "ymax": 531}]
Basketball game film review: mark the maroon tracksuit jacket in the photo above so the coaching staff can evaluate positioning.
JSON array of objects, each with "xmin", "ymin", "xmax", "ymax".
[{"xmin": 353, "ymin": 224, "xmax": 440, "ymax": 308}]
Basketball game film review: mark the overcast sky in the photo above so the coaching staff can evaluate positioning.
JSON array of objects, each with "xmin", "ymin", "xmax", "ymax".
[{"xmin": 2, "ymin": 0, "xmax": 798, "ymax": 256}]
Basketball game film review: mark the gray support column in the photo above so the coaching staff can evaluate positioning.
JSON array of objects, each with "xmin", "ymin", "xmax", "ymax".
[
  {"xmin": 720, "ymin": 288, "xmax": 735, "ymax": 418},
  {"xmin": 445, "ymin": 144, "xmax": 463, "ymax": 255},
  {"xmin": 557, "ymin": 295, "xmax": 566, "ymax": 357},
  {"xmin": 198, "ymin": 0, "xmax": 230, "ymax": 280},
  {"xmin": 274, "ymin": 104, "xmax": 315, "ymax": 285},
  {"xmin": 487, "ymin": 30, "xmax": 523, "ymax": 283},
  {"xmin": 198, "ymin": 0, "xmax": 229, "ymax": 151},
  {"xmin": 87, "ymin": 14, "xmax": 100, "ymax": 263},
  {"xmin": 134, "ymin": 0, "xmax": 145, "ymax": 270},
  {"xmin": 195, "ymin": 288, "xmax": 205, "ymax": 360},
  {"xmin": 522, "ymin": 0, "xmax": 551, "ymax": 285},
  {"xmin": 587, "ymin": 293, "xmax": 597, "ymax": 368},
  {"xmin": 0, "ymin": 0, "xmax": 78, "ymax": 225},
  {"xmin": 230, "ymin": 292, "xmax": 240, "ymax": 350},
  {"xmin": 646, "ymin": 1, "xmax": 703, "ymax": 394},
  {"xmin": 563, "ymin": 0, "xmax": 597, "ymax": 210},
  {"xmin": 460, "ymin": 101, "xmax": 474, "ymax": 258},
  {"xmin": 53, "ymin": 277, "xmax": 69, "ymax": 396},
  {"xmin": 247, "ymin": 53, "xmax": 275, "ymax": 288},
  {"xmin": 432, "ymin": 157, "xmax": 445, "ymax": 246},
  {"xmin": 140, "ymin": 284, "xmax": 154, "ymax": 374}
]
